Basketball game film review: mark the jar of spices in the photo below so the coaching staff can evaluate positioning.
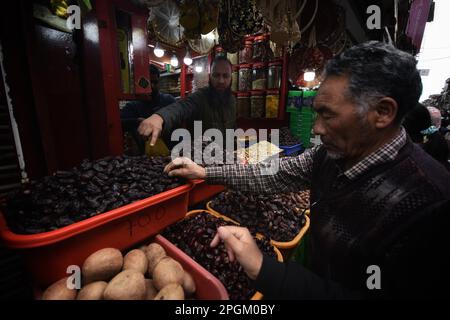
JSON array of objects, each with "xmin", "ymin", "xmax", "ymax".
[
  {"xmin": 268, "ymin": 60, "xmax": 282, "ymax": 89},
  {"xmin": 265, "ymin": 90, "xmax": 280, "ymax": 118},
  {"xmin": 239, "ymin": 39, "xmax": 253, "ymax": 64},
  {"xmin": 231, "ymin": 65, "xmax": 239, "ymax": 92},
  {"xmin": 237, "ymin": 92, "xmax": 251, "ymax": 118},
  {"xmin": 252, "ymin": 35, "xmax": 268, "ymax": 62},
  {"xmin": 250, "ymin": 90, "xmax": 265, "ymax": 118},
  {"xmin": 252, "ymin": 62, "xmax": 267, "ymax": 90},
  {"xmin": 270, "ymin": 40, "xmax": 283, "ymax": 59},
  {"xmin": 238, "ymin": 64, "xmax": 252, "ymax": 92}
]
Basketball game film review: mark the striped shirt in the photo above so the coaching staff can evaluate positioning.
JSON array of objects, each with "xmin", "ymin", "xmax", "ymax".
[{"xmin": 205, "ymin": 127, "xmax": 407, "ymax": 194}]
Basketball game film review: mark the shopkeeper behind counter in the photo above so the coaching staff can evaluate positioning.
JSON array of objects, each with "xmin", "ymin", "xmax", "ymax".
[
  {"xmin": 120, "ymin": 64, "xmax": 176, "ymax": 153},
  {"xmin": 138, "ymin": 56, "xmax": 236, "ymax": 146}
]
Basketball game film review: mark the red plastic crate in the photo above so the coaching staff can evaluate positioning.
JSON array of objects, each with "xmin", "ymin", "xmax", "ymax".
[
  {"xmin": 33, "ymin": 234, "xmax": 228, "ymax": 300},
  {"xmin": 188, "ymin": 179, "xmax": 226, "ymax": 206},
  {"xmin": 0, "ymin": 184, "xmax": 193, "ymax": 287},
  {"xmin": 155, "ymin": 235, "xmax": 228, "ymax": 300}
]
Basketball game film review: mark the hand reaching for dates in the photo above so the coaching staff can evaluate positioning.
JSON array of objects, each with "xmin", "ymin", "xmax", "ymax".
[
  {"xmin": 138, "ymin": 114, "xmax": 164, "ymax": 146},
  {"xmin": 210, "ymin": 226, "xmax": 263, "ymax": 280},
  {"xmin": 164, "ymin": 157, "xmax": 206, "ymax": 180}
]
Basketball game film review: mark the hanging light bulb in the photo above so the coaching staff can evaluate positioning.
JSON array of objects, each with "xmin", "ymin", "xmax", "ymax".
[
  {"xmin": 154, "ymin": 42, "xmax": 165, "ymax": 58},
  {"xmin": 170, "ymin": 54, "xmax": 179, "ymax": 67},
  {"xmin": 304, "ymin": 69, "xmax": 316, "ymax": 82},
  {"xmin": 183, "ymin": 47, "xmax": 193, "ymax": 66}
]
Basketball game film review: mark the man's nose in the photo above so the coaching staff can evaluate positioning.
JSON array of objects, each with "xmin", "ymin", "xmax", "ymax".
[{"xmin": 313, "ymin": 117, "xmax": 326, "ymax": 136}]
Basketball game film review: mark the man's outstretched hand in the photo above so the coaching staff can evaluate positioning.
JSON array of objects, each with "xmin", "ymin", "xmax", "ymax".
[
  {"xmin": 210, "ymin": 226, "xmax": 263, "ymax": 280},
  {"xmin": 138, "ymin": 114, "xmax": 164, "ymax": 146},
  {"xmin": 164, "ymin": 157, "xmax": 206, "ymax": 180}
]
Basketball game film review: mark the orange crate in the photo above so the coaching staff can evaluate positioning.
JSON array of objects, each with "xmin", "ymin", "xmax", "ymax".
[
  {"xmin": 0, "ymin": 184, "xmax": 193, "ymax": 287},
  {"xmin": 188, "ymin": 179, "xmax": 226, "ymax": 206},
  {"xmin": 207, "ymin": 201, "xmax": 310, "ymax": 251},
  {"xmin": 155, "ymin": 235, "xmax": 228, "ymax": 299},
  {"xmin": 184, "ymin": 210, "xmax": 283, "ymax": 300},
  {"xmin": 33, "ymin": 234, "xmax": 228, "ymax": 300}
]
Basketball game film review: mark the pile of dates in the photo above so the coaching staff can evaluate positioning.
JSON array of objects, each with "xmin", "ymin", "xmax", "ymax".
[
  {"xmin": 3, "ymin": 156, "xmax": 185, "ymax": 234},
  {"xmin": 273, "ymin": 127, "xmax": 302, "ymax": 146},
  {"xmin": 210, "ymin": 190, "xmax": 310, "ymax": 242},
  {"xmin": 180, "ymin": 137, "xmax": 238, "ymax": 167},
  {"xmin": 161, "ymin": 212, "xmax": 276, "ymax": 300}
]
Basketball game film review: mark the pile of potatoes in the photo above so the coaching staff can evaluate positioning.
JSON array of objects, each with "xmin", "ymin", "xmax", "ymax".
[{"xmin": 41, "ymin": 243, "xmax": 196, "ymax": 300}]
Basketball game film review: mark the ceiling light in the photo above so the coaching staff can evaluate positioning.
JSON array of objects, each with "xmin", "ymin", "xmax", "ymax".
[
  {"xmin": 195, "ymin": 65, "xmax": 203, "ymax": 73},
  {"xmin": 170, "ymin": 54, "xmax": 179, "ymax": 67},
  {"xmin": 154, "ymin": 42, "xmax": 165, "ymax": 58},
  {"xmin": 304, "ymin": 69, "xmax": 316, "ymax": 82},
  {"xmin": 183, "ymin": 47, "xmax": 193, "ymax": 66}
]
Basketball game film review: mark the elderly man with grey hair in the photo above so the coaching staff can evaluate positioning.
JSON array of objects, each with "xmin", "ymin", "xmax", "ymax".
[{"xmin": 164, "ymin": 41, "xmax": 450, "ymax": 299}]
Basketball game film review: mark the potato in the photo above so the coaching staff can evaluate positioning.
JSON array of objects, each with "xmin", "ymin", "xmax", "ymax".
[
  {"xmin": 103, "ymin": 270, "xmax": 146, "ymax": 300},
  {"xmin": 82, "ymin": 248, "xmax": 123, "ymax": 284},
  {"xmin": 145, "ymin": 243, "xmax": 166, "ymax": 276},
  {"xmin": 154, "ymin": 283, "xmax": 184, "ymax": 300},
  {"xmin": 145, "ymin": 279, "xmax": 158, "ymax": 300},
  {"xmin": 76, "ymin": 281, "xmax": 107, "ymax": 300},
  {"xmin": 123, "ymin": 249, "xmax": 148, "ymax": 275},
  {"xmin": 182, "ymin": 271, "xmax": 196, "ymax": 296},
  {"xmin": 152, "ymin": 257, "xmax": 184, "ymax": 290},
  {"xmin": 42, "ymin": 277, "xmax": 77, "ymax": 300}
]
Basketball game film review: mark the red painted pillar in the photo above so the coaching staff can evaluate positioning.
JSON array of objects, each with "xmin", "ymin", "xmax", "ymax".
[{"xmin": 96, "ymin": 0, "xmax": 124, "ymax": 156}]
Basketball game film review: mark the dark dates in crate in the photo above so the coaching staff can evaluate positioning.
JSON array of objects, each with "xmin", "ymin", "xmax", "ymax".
[
  {"xmin": 161, "ymin": 212, "xmax": 277, "ymax": 300},
  {"xmin": 2, "ymin": 156, "xmax": 185, "ymax": 234},
  {"xmin": 271, "ymin": 127, "xmax": 302, "ymax": 147},
  {"xmin": 210, "ymin": 190, "xmax": 310, "ymax": 242}
]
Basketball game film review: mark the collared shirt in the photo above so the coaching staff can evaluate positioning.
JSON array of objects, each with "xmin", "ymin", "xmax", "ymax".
[{"xmin": 205, "ymin": 127, "xmax": 407, "ymax": 194}]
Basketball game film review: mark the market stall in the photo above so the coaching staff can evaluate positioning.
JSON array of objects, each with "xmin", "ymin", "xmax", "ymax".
[{"xmin": 0, "ymin": 0, "xmax": 425, "ymax": 301}]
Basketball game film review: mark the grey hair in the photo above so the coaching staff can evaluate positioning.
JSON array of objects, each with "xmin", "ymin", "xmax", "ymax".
[{"xmin": 324, "ymin": 41, "xmax": 423, "ymax": 124}]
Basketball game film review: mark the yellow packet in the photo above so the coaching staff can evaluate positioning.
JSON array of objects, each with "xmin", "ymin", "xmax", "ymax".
[{"xmin": 145, "ymin": 138, "xmax": 170, "ymax": 157}]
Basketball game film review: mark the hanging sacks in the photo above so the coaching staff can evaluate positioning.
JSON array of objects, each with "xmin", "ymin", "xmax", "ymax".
[
  {"xmin": 201, "ymin": 0, "xmax": 219, "ymax": 35},
  {"xmin": 180, "ymin": 0, "xmax": 219, "ymax": 39},
  {"xmin": 217, "ymin": 0, "xmax": 241, "ymax": 53},
  {"xmin": 227, "ymin": 0, "xmax": 264, "ymax": 37},
  {"xmin": 270, "ymin": 0, "xmax": 303, "ymax": 46},
  {"xmin": 217, "ymin": 0, "xmax": 264, "ymax": 53},
  {"xmin": 179, "ymin": 0, "xmax": 200, "ymax": 31}
]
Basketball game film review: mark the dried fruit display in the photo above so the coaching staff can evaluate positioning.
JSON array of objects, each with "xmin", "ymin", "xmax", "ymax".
[
  {"xmin": 162, "ymin": 212, "xmax": 276, "ymax": 300},
  {"xmin": 210, "ymin": 190, "xmax": 310, "ymax": 242},
  {"xmin": 181, "ymin": 137, "xmax": 238, "ymax": 167},
  {"xmin": 3, "ymin": 156, "xmax": 185, "ymax": 234},
  {"xmin": 250, "ymin": 92, "xmax": 265, "ymax": 118},
  {"xmin": 276, "ymin": 127, "xmax": 302, "ymax": 146},
  {"xmin": 238, "ymin": 65, "xmax": 252, "ymax": 92}
]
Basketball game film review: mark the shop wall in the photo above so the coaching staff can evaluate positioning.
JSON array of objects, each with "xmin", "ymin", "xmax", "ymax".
[{"xmin": 0, "ymin": 0, "xmax": 112, "ymax": 178}]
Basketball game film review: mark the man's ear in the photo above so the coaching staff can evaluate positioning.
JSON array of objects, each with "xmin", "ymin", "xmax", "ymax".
[{"xmin": 372, "ymin": 97, "xmax": 398, "ymax": 128}]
